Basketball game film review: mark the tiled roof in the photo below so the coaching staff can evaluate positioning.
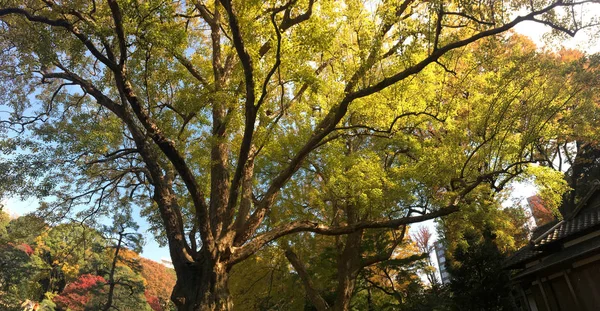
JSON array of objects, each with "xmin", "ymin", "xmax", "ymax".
[
  {"xmin": 531, "ymin": 220, "xmax": 559, "ymax": 240},
  {"xmin": 503, "ymin": 244, "xmax": 544, "ymax": 269},
  {"xmin": 505, "ymin": 185, "xmax": 600, "ymax": 270},
  {"xmin": 536, "ymin": 208, "xmax": 600, "ymax": 246},
  {"xmin": 512, "ymin": 235, "xmax": 600, "ymax": 279}
]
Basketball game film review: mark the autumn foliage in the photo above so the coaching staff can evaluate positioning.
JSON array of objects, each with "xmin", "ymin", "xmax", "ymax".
[
  {"xmin": 15, "ymin": 243, "xmax": 34, "ymax": 256},
  {"xmin": 0, "ymin": 211, "xmax": 175, "ymax": 311},
  {"xmin": 53, "ymin": 274, "xmax": 106, "ymax": 311},
  {"xmin": 527, "ymin": 195, "xmax": 554, "ymax": 226},
  {"xmin": 140, "ymin": 258, "xmax": 176, "ymax": 310},
  {"xmin": 145, "ymin": 292, "xmax": 162, "ymax": 311}
]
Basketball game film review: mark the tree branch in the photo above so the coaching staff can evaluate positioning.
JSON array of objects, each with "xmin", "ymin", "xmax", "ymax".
[
  {"xmin": 0, "ymin": 8, "xmax": 117, "ymax": 71},
  {"xmin": 284, "ymin": 249, "xmax": 330, "ymax": 311},
  {"xmin": 42, "ymin": 67, "xmax": 194, "ymax": 265},
  {"xmin": 231, "ymin": 205, "xmax": 459, "ymax": 265},
  {"xmin": 173, "ymin": 53, "xmax": 209, "ymax": 87},
  {"xmin": 107, "ymin": 0, "xmax": 127, "ymax": 66},
  {"xmin": 348, "ymin": 1, "xmax": 580, "ymax": 102},
  {"xmin": 219, "ymin": 0, "xmax": 262, "ymax": 241},
  {"xmin": 444, "ymin": 11, "xmax": 496, "ymax": 26},
  {"xmin": 361, "ymin": 226, "xmax": 407, "ymax": 269},
  {"xmin": 279, "ymin": 0, "xmax": 314, "ymax": 31}
]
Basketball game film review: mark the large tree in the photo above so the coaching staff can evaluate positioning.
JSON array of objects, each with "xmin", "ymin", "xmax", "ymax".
[
  {"xmin": 278, "ymin": 33, "xmax": 588, "ymax": 310},
  {"xmin": 1, "ymin": 1, "xmax": 599, "ymax": 310}
]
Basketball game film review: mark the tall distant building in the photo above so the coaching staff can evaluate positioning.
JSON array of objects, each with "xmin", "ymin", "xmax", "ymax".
[
  {"xmin": 527, "ymin": 195, "xmax": 554, "ymax": 226},
  {"xmin": 434, "ymin": 241, "xmax": 450, "ymax": 285}
]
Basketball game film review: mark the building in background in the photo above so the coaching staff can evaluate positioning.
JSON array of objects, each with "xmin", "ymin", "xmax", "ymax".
[
  {"xmin": 527, "ymin": 195, "xmax": 554, "ymax": 227},
  {"xmin": 434, "ymin": 241, "xmax": 450, "ymax": 285}
]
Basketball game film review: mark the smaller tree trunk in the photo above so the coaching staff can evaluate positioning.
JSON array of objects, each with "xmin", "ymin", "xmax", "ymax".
[
  {"xmin": 103, "ymin": 231, "xmax": 123, "ymax": 311},
  {"xmin": 333, "ymin": 274, "xmax": 356, "ymax": 311},
  {"xmin": 285, "ymin": 250, "xmax": 330, "ymax": 311}
]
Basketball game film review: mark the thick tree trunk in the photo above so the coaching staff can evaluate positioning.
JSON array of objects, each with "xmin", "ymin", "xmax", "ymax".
[
  {"xmin": 171, "ymin": 259, "xmax": 232, "ymax": 311},
  {"xmin": 333, "ymin": 232, "xmax": 361, "ymax": 311},
  {"xmin": 333, "ymin": 202, "xmax": 362, "ymax": 311}
]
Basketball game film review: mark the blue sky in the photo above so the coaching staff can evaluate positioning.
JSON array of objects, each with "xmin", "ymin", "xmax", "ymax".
[{"xmin": 2, "ymin": 197, "xmax": 170, "ymax": 262}]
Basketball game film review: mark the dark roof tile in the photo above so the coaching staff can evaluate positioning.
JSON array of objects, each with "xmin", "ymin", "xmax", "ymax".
[
  {"xmin": 504, "ymin": 244, "xmax": 543, "ymax": 269},
  {"xmin": 505, "ymin": 184, "xmax": 600, "ymax": 269},
  {"xmin": 537, "ymin": 208, "xmax": 600, "ymax": 246},
  {"xmin": 512, "ymin": 235, "xmax": 600, "ymax": 279}
]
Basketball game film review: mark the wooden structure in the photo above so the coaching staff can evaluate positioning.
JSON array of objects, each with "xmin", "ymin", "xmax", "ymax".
[{"xmin": 505, "ymin": 183, "xmax": 600, "ymax": 311}]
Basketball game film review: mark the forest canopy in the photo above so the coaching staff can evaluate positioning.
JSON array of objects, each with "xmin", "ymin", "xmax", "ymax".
[
  {"xmin": 1, "ymin": 0, "xmax": 600, "ymax": 310},
  {"xmin": 0, "ymin": 210, "xmax": 177, "ymax": 311}
]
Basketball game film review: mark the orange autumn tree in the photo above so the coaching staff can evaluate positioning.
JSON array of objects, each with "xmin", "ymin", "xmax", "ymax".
[
  {"xmin": 140, "ymin": 258, "xmax": 177, "ymax": 311},
  {"xmin": 110, "ymin": 247, "xmax": 176, "ymax": 310}
]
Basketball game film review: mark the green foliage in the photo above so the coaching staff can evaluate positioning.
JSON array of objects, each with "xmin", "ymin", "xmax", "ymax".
[
  {"xmin": 522, "ymin": 165, "xmax": 571, "ymax": 219},
  {"xmin": 89, "ymin": 266, "xmax": 152, "ymax": 311},
  {"xmin": 36, "ymin": 223, "xmax": 110, "ymax": 282},
  {"xmin": 229, "ymin": 246, "xmax": 305, "ymax": 311},
  {"xmin": 39, "ymin": 292, "xmax": 58, "ymax": 311},
  {"xmin": 446, "ymin": 229, "xmax": 513, "ymax": 311},
  {"xmin": 0, "ymin": 214, "xmax": 162, "ymax": 311},
  {"xmin": 0, "ymin": 209, "xmax": 9, "ymax": 239},
  {"xmin": 4, "ymin": 214, "xmax": 46, "ymax": 244},
  {"xmin": 439, "ymin": 186, "xmax": 530, "ymax": 256},
  {"xmin": 0, "ymin": 243, "xmax": 44, "ymax": 310},
  {"xmin": 400, "ymin": 285, "xmax": 453, "ymax": 311},
  {"xmin": 0, "ymin": 215, "xmax": 47, "ymax": 309},
  {"xmin": 1, "ymin": 0, "xmax": 600, "ymax": 309},
  {"xmin": 0, "ymin": 0, "xmax": 595, "ymax": 237},
  {"xmin": 437, "ymin": 187, "xmax": 530, "ymax": 310}
]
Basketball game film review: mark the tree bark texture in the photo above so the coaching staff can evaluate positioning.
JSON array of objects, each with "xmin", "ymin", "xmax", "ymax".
[{"xmin": 171, "ymin": 255, "xmax": 232, "ymax": 311}]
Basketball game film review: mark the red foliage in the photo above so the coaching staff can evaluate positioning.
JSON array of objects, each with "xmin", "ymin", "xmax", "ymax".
[
  {"xmin": 412, "ymin": 226, "xmax": 433, "ymax": 253},
  {"xmin": 145, "ymin": 291, "xmax": 162, "ymax": 311},
  {"xmin": 16, "ymin": 243, "xmax": 34, "ymax": 255},
  {"xmin": 527, "ymin": 195, "xmax": 554, "ymax": 226},
  {"xmin": 53, "ymin": 274, "xmax": 106, "ymax": 311}
]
